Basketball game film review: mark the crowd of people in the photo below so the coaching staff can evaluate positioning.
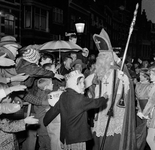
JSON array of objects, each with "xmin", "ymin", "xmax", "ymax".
[{"xmin": 0, "ymin": 28, "xmax": 155, "ymax": 150}]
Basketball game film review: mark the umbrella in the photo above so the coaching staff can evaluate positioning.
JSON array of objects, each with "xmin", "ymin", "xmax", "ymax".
[
  {"xmin": 39, "ymin": 40, "xmax": 82, "ymax": 52},
  {"xmin": 39, "ymin": 40, "xmax": 83, "ymax": 63}
]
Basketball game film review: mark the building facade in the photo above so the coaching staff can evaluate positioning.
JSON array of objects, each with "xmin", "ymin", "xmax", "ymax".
[{"xmin": 0, "ymin": 0, "xmax": 154, "ymax": 60}]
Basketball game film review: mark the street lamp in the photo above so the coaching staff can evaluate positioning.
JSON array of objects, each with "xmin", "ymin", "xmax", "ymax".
[
  {"xmin": 75, "ymin": 22, "xmax": 85, "ymax": 34},
  {"xmin": 75, "ymin": 18, "xmax": 85, "ymax": 47}
]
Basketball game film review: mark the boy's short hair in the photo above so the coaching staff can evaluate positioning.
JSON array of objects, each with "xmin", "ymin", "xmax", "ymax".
[
  {"xmin": 37, "ymin": 78, "xmax": 52, "ymax": 90},
  {"xmin": 42, "ymin": 63, "xmax": 53, "ymax": 69}
]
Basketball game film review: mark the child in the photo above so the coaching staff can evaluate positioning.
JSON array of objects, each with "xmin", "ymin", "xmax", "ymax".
[
  {"xmin": 43, "ymin": 63, "xmax": 65, "ymax": 91},
  {"xmin": 47, "ymin": 89, "xmax": 62, "ymax": 150},
  {"xmin": 43, "ymin": 70, "xmax": 108, "ymax": 150},
  {"xmin": 34, "ymin": 78, "xmax": 53, "ymax": 150},
  {"xmin": 35, "ymin": 78, "xmax": 63, "ymax": 150},
  {"xmin": 0, "ymin": 83, "xmax": 38, "ymax": 150}
]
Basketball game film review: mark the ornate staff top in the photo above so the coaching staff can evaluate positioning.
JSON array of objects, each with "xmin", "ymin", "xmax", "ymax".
[
  {"xmin": 130, "ymin": 3, "xmax": 139, "ymax": 34},
  {"xmin": 121, "ymin": 3, "xmax": 139, "ymax": 70}
]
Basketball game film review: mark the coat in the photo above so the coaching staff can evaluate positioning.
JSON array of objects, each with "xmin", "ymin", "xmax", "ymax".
[
  {"xmin": 15, "ymin": 58, "xmax": 55, "ymax": 105},
  {"xmin": 0, "ymin": 118, "xmax": 25, "ymax": 150},
  {"xmin": 16, "ymin": 58, "xmax": 55, "ymax": 88},
  {"xmin": 43, "ymin": 88, "xmax": 107, "ymax": 144}
]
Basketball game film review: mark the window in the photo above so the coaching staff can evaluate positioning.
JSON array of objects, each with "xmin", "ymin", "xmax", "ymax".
[
  {"xmin": 34, "ymin": 8, "xmax": 40, "ymax": 29},
  {"xmin": 40, "ymin": 10, "xmax": 46, "ymax": 30},
  {"xmin": 53, "ymin": 7, "xmax": 63, "ymax": 24},
  {"xmin": 70, "ymin": 15, "xmax": 76, "ymax": 31},
  {"xmin": 4, "ymin": 14, "xmax": 15, "ymax": 35},
  {"xmin": 91, "ymin": 14, "xmax": 95, "ymax": 26},
  {"xmin": 34, "ymin": 7, "xmax": 49, "ymax": 32},
  {"xmin": 24, "ymin": 6, "xmax": 32, "ymax": 28}
]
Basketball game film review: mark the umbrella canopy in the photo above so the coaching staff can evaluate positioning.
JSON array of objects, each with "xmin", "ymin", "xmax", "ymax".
[{"xmin": 39, "ymin": 40, "xmax": 82, "ymax": 52}]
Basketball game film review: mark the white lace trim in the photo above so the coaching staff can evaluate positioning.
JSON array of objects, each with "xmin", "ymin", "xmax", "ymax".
[
  {"xmin": 92, "ymin": 70, "xmax": 126, "ymax": 136},
  {"xmin": 93, "ymin": 105, "xmax": 125, "ymax": 136}
]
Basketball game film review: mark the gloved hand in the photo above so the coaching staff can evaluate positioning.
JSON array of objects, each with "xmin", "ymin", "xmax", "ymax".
[
  {"xmin": 117, "ymin": 70, "xmax": 130, "ymax": 94},
  {"xmin": 0, "ymin": 103, "xmax": 21, "ymax": 115},
  {"xmin": 137, "ymin": 111, "xmax": 149, "ymax": 119},
  {"xmin": 137, "ymin": 111, "xmax": 144, "ymax": 119}
]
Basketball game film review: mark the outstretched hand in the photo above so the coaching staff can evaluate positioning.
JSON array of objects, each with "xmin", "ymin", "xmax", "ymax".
[
  {"xmin": 10, "ymin": 85, "xmax": 27, "ymax": 92},
  {"xmin": 103, "ymin": 93, "xmax": 108, "ymax": 99},
  {"xmin": 11, "ymin": 73, "xmax": 29, "ymax": 82},
  {"xmin": 137, "ymin": 112, "xmax": 149, "ymax": 119},
  {"xmin": 24, "ymin": 116, "xmax": 39, "ymax": 124},
  {"xmin": 0, "ymin": 54, "xmax": 15, "ymax": 66},
  {"xmin": 54, "ymin": 73, "xmax": 64, "ymax": 80}
]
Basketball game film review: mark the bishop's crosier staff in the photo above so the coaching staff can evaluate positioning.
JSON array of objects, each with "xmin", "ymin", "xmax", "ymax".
[{"xmin": 100, "ymin": 3, "xmax": 139, "ymax": 150}]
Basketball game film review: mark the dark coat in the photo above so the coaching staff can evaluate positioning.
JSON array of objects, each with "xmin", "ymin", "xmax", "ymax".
[
  {"xmin": 43, "ymin": 88, "xmax": 107, "ymax": 144},
  {"xmin": 16, "ymin": 58, "xmax": 55, "ymax": 87},
  {"xmin": 58, "ymin": 64, "xmax": 71, "ymax": 76},
  {"xmin": 15, "ymin": 58, "xmax": 55, "ymax": 106}
]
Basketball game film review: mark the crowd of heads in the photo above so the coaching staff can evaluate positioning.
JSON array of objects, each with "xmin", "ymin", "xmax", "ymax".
[{"xmin": 125, "ymin": 56, "xmax": 155, "ymax": 84}]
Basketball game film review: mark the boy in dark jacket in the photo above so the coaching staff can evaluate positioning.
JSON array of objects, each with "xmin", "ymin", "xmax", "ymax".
[{"xmin": 43, "ymin": 70, "xmax": 108, "ymax": 150}]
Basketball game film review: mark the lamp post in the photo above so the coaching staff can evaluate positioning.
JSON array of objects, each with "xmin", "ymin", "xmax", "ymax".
[{"xmin": 75, "ymin": 18, "xmax": 85, "ymax": 47}]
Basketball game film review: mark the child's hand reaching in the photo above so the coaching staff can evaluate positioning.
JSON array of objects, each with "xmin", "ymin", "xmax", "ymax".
[
  {"xmin": 54, "ymin": 74, "xmax": 64, "ymax": 80},
  {"xmin": 103, "ymin": 93, "xmax": 108, "ymax": 99},
  {"xmin": 24, "ymin": 116, "xmax": 39, "ymax": 124},
  {"xmin": 10, "ymin": 85, "xmax": 27, "ymax": 92},
  {"xmin": 10, "ymin": 73, "xmax": 29, "ymax": 82}
]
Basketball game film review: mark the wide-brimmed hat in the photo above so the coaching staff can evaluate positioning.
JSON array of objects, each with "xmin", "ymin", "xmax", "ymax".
[
  {"xmin": 71, "ymin": 59, "xmax": 86, "ymax": 69},
  {"xmin": 0, "ymin": 36, "xmax": 21, "ymax": 48}
]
